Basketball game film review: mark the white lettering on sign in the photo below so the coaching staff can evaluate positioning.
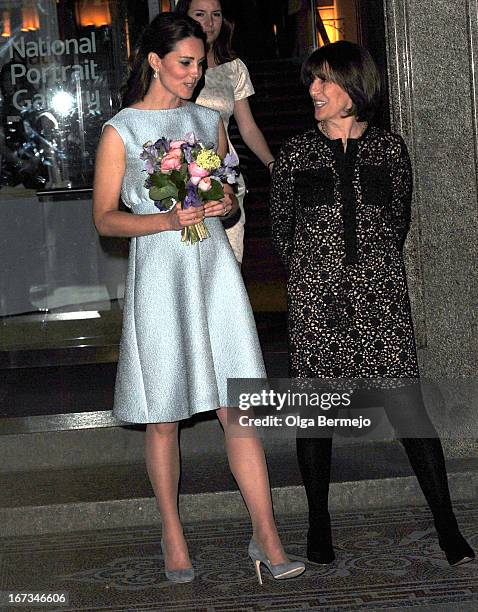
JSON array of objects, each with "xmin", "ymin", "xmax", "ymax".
[
  {"xmin": 11, "ymin": 60, "xmax": 100, "ymax": 86},
  {"xmin": 9, "ymin": 33, "xmax": 96, "ymax": 59},
  {"xmin": 8, "ymin": 32, "xmax": 102, "ymax": 112}
]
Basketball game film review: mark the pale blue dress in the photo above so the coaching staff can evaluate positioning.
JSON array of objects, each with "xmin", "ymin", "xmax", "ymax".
[{"xmin": 104, "ymin": 103, "xmax": 266, "ymax": 423}]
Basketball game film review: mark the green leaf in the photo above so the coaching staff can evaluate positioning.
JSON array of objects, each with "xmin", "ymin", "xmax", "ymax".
[
  {"xmin": 179, "ymin": 163, "xmax": 188, "ymax": 180},
  {"xmin": 150, "ymin": 184, "xmax": 178, "ymax": 201},
  {"xmin": 150, "ymin": 172, "xmax": 171, "ymax": 188},
  {"xmin": 200, "ymin": 180, "xmax": 224, "ymax": 202},
  {"xmin": 169, "ymin": 169, "xmax": 185, "ymax": 189},
  {"xmin": 162, "ymin": 197, "xmax": 175, "ymax": 210},
  {"xmin": 177, "ymin": 184, "xmax": 187, "ymax": 203}
]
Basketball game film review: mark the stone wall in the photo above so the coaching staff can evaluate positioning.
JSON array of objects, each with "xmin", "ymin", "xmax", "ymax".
[
  {"xmin": 384, "ymin": 0, "xmax": 478, "ymax": 376},
  {"xmin": 384, "ymin": 0, "xmax": 478, "ymax": 450}
]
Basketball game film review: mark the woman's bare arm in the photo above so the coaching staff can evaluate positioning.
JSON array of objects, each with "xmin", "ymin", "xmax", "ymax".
[
  {"xmin": 93, "ymin": 126, "xmax": 204, "ymax": 237},
  {"xmin": 217, "ymin": 118, "xmax": 228, "ymax": 158},
  {"xmin": 233, "ymin": 98, "xmax": 275, "ymax": 170}
]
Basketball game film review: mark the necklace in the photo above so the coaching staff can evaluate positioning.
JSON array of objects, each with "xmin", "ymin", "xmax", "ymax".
[{"xmin": 319, "ymin": 120, "xmax": 368, "ymax": 140}]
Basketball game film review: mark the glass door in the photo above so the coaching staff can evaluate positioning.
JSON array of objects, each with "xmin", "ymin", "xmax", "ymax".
[{"xmin": 0, "ymin": 0, "xmax": 148, "ymax": 364}]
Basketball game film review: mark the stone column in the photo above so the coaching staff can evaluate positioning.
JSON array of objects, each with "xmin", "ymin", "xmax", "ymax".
[{"xmin": 383, "ymin": 0, "xmax": 478, "ymax": 450}]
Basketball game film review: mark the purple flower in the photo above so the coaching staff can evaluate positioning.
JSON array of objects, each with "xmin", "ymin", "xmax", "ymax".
[
  {"xmin": 223, "ymin": 152, "xmax": 239, "ymax": 168},
  {"xmin": 211, "ymin": 164, "xmax": 238, "ymax": 185},
  {"xmin": 184, "ymin": 182, "xmax": 201, "ymax": 208},
  {"xmin": 140, "ymin": 144, "xmax": 157, "ymax": 160},
  {"xmin": 144, "ymin": 159, "xmax": 155, "ymax": 174},
  {"xmin": 154, "ymin": 137, "xmax": 170, "ymax": 154},
  {"xmin": 181, "ymin": 143, "xmax": 194, "ymax": 163},
  {"xmin": 184, "ymin": 132, "xmax": 197, "ymax": 146}
]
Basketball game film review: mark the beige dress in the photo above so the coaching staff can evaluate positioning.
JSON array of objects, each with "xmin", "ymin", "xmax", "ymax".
[{"xmin": 196, "ymin": 58, "xmax": 255, "ymax": 263}]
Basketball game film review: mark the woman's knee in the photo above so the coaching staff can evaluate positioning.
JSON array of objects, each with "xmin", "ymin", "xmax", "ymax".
[
  {"xmin": 216, "ymin": 406, "xmax": 234, "ymax": 429},
  {"xmin": 146, "ymin": 422, "xmax": 179, "ymax": 437},
  {"xmin": 383, "ymin": 387, "xmax": 437, "ymax": 437},
  {"xmin": 217, "ymin": 406, "xmax": 256, "ymax": 437}
]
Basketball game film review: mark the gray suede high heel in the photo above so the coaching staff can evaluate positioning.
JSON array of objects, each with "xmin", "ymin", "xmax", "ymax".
[
  {"xmin": 248, "ymin": 539, "xmax": 305, "ymax": 585},
  {"xmin": 160, "ymin": 539, "xmax": 195, "ymax": 583}
]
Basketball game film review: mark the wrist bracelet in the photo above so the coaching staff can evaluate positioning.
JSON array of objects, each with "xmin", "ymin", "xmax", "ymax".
[{"xmin": 267, "ymin": 159, "xmax": 275, "ymax": 169}]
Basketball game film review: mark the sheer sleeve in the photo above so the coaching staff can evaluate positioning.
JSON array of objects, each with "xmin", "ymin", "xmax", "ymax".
[
  {"xmin": 233, "ymin": 58, "xmax": 255, "ymax": 102},
  {"xmin": 388, "ymin": 135, "xmax": 413, "ymax": 250},
  {"xmin": 270, "ymin": 142, "xmax": 296, "ymax": 269}
]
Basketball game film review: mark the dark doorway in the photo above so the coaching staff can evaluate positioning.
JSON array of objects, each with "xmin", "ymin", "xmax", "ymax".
[{"xmin": 224, "ymin": 0, "xmax": 389, "ymax": 126}]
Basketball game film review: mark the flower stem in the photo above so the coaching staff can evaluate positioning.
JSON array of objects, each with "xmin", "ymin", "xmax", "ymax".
[{"xmin": 181, "ymin": 221, "xmax": 209, "ymax": 245}]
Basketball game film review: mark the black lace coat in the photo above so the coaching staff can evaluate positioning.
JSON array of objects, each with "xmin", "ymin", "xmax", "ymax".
[{"xmin": 270, "ymin": 125, "xmax": 419, "ymax": 378}]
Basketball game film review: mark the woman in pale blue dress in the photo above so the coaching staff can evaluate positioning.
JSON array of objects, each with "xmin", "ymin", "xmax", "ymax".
[{"xmin": 93, "ymin": 13, "xmax": 304, "ymax": 585}]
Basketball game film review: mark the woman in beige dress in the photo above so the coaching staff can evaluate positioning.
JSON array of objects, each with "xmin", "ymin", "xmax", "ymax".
[{"xmin": 175, "ymin": 0, "xmax": 275, "ymax": 263}]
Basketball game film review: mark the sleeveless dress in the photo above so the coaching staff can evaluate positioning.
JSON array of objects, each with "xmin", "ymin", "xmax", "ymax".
[
  {"xmin": 104, "ymin": 103, "xmax": 266, "ymax": 423},
  {"xmin": 196, "ymin": 58, "xmax": 255, "ymax": 263}
]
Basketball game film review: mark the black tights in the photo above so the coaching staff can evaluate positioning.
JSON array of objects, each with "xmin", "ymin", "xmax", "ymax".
[{"xmin": 296, "ymin": 386, "xmax": 457, "ymax": 532}]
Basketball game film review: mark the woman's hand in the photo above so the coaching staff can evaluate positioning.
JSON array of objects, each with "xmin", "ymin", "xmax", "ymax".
[
  {"xmin": 166, "ymin": 203, "xmax": 205, "ymax": 230},
  {"xmin": 204, "ymin": 190, "xmax": 238, "ymax": 218}
]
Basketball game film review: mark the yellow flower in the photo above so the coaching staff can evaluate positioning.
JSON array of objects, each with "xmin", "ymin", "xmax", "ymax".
[{"xmin": 196, "ymin": 148, "xmax": 221, "ymax": 171}]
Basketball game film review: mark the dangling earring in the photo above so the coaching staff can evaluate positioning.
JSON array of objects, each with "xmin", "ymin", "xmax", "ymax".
[{"xmin": 153, "ymin": 69, "xmax": 158, "ymax": 79}]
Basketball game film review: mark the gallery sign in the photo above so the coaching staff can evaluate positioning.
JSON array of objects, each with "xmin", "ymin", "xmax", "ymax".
[
  {"xmin": 8, "ymin": 33, "xmax": 101, "ymax": 113},
  {"xmin": 0, "ymin": 2, "xmax": 123, "ymax": 193}
]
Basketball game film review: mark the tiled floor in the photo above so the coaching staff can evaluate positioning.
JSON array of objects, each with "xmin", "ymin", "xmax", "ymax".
[{"xmin": 1, "ymin": 502, "xmax": 477, "ymax": 611}]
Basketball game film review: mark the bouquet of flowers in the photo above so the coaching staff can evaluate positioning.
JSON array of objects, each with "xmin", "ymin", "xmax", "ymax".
[{"xmin": 140, "ymin": 132, "xmax": 239, "ymax": 245}]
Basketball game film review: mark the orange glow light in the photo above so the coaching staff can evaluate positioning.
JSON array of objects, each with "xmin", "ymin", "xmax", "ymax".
[
  {"xmin": 318, "ymin": 6, "xmax": 342, "ymax": 45},
  {"xmin": 1, "ymin": 11, "xmax": 11, "ymax": 37},
  {"xmin": 125, "ymin": 16, "xmax": 131, "ymax": 60},
  {"xmin": 21, "ymin": 2, "xmax": 40, "ymax": 32},
  {"xmin": 75, "ymin": 0, "xmax": 112, "ymax": 28}
]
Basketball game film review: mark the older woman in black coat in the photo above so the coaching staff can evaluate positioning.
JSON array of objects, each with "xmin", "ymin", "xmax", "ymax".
[{"xmin": 270, "ymin": 40, "xmax": 474, "ymax": 567}]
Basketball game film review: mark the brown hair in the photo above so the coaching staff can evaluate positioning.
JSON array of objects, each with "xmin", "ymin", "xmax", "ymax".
[
  {"xmin": 174, "ymin": 0, "xmax": 236, "ymax": 65},
  {"xmin": 301, "ymin": 40, "xmax": 381, "ymax": 123},
  {"xmin": 121, "ymin": 12, "xmax": 206, "ymax": 108}
]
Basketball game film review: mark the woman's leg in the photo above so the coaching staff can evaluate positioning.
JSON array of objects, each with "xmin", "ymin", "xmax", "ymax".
[
  {"xmin": 296, "ymin": 408, "xmax": 336, "ymax": 563},
  {"xmin": 145, "ymin": 422, "xmax": 192, "ymax": 570},
  {"xmin": 296, "ymin": 435, "xmax": 334, "ymax": 521},
  {"xmin": 216, "ymin": 407, "xmax": 289, "ymax": 564},
  {"xmin": 384, "ymin": 386, "xmax": 474, "ymax": 564},
  {"xmin": 384, "ymin": 386, "xmax": 455, "ymax": 523}
]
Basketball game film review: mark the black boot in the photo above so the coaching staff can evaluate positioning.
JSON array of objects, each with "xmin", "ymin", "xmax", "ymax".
[
  {"xmin": 384, "ymin": 387, "xmax": 474, "ymax": 567},
  {"xmin": 400, "ymin": 437, "xmax": 475, "ymax": 567},
  {"xmin": 307, "ymin": 511, "xmax": 335, "ymax": 564},
  {"xmin": 436, "ymin": 519, "xmax": 475, "ymax": 566},
  {"xmin": 296, "ymin": 436, "xmax": 336, "ymax": 564}
]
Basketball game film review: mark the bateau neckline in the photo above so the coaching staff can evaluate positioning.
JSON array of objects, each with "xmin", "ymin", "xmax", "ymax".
[
  {"xmin": 125, "ymin": 102, "xmax": 191, "ymax": 112},
  {"xmin": 207, "ymin": 58, "xmax": 239, "ymax": 69}
]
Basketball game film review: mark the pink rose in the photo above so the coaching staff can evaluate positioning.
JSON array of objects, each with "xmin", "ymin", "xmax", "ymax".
[
  {"xmin": 161, "ymin": 152, "xmax": 182, "ymax": 172},
  {"xmin": 169, "ymin": 148, "xmax": 183, "ymax": 159},
  {"xmin": 188, "ymin": 161, "xmax": 209, "ymax": 185},
  {"xmin": 198, "ymin": 177, "xmax": 212, "ymax": 192},
  {"xmin": 169, "ymin": 140, "xmax": 186, "ymax": 150}
]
